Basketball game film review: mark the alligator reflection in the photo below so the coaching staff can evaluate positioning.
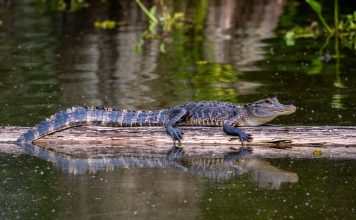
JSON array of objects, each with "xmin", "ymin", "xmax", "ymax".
[{"xmin": 21, "ymin": 143, "xmax": 298, "ymax": 189}]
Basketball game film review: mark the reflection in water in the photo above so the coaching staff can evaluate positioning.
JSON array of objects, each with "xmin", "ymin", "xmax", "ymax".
[
  {"xmin": 205, "ymin": 0, "xmax": 286, "ymax": 70},
  {"xmin": 237, "ymin": 158, "xmax": 298, "ymax": 189},
  {"xmin": 21, "ymin": 143, "xmax": 298, "ymax": 189},
  {"xmin": 51, "ymin": 0, "xmax": 287, "ymax": 110},
  {"xmin": 56, "ymin": 2, "xmax": 160, "ymax": 109},
  {"xmin": 331, "ymin": 94, "xmax": 346, "ymax": 109}
]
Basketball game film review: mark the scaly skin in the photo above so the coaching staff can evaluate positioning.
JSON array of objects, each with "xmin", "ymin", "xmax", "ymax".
[{"xmin": 16, "ymin": 97, "xmax": 296, "ymax": 144}]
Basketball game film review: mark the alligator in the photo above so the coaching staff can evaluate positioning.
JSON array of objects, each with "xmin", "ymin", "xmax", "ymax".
[{"xmin": 16, "ymin": 97, "xmax": 296, "ymax": 144}]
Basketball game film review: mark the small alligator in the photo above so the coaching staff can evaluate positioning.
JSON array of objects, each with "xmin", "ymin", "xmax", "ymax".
[{"xmin": 16, "ymin": 97, "xmax": 296, "ymax": 144}]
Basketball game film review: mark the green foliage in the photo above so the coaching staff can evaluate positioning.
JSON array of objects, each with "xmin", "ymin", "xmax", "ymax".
[
  {"xmin": 339, "ymin": 12, "xmax": 356, "ymax": 50},
  {"xmin": 135, "ymin": 0, "xmax": 187, "ymax": 53},
  {"xmin": 306, "ymin": 0, "xmax": 321, "ymax": 14},
  {"xmin": 94, "ymin": 20, "xmax": 116, "ymax": 29},
  {"xmin": 342, "ymin": 12, "xmax": 356, "ymax": 32},
  {"xmin": 136, "ymin": 0, "xmax": 158, "ymax": 24},
  {"xmin": 284, "ymin": 22, "xmax": 319, "ymax": 46},
  {"xmin": 285, "ymin": 0, "xmax": 356, "ymax": 54},
  {"xmin": 305, "ymin": 0, "xmax": 332, "ymax": 33}
]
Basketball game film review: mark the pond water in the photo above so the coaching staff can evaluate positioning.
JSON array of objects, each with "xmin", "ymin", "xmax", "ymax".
[{"xmin": 0, "ymin": 0, "xmax": 355, "ymax": 219}]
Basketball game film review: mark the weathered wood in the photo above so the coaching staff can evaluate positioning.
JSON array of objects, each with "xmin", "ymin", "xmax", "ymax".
[{"xmin": 1, "ymin": 126, "xmax": 356, "ymax": 159}]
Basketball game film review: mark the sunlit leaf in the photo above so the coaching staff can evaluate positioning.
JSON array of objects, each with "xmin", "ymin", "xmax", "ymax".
[
  {"xmin": 159, "ymin": 43, "xmax": 166, "ymax": 53},
  {"xmin": 305, "ymin": 0, "xmax": 333, "ymax": 33},
  {"xmin": 306, "ymin": 0, "xmax": 322, "ymax": 15},
  {"xmin": 148, "ymin": 21, "xmax": 157, "ymax": 34},
  {"xmin": 284, "ymin": 31, "xmax": 295, "ymax": 46},
  {"xmin": 135, "ymin": 0, "xmax": 158, "ymax": 23},
  {"xmin": 94, "ymin": 20, "xmax": 117, "ymax": 29},
  {"xmin": 149, "ymin": 6, "xmax": 157, "ymax": 19}
]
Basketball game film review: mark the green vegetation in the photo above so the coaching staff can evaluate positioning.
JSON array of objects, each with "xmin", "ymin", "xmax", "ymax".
[
  {"xmin": 135, "ymin": 0, "xmax": 186, "ymax": 53},
  {"xmin": 306, "ymin": 0, "xmax": 332, "ymax": 33},
  {"xmin": 285, "ymin": 0, "xmax": 356, "ymax": 52},
  {"xmin": 282, "ymin": 0, "xmax": 352, "ymax": 95},
  {"xmin": 94, "ymin": 20, "xmax": 117, "ymax": 29}
]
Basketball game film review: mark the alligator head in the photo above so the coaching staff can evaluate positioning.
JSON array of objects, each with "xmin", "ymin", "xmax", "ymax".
[{"xmin": 243, "ymin": 97, "xmax": 296, "ymax": 126}]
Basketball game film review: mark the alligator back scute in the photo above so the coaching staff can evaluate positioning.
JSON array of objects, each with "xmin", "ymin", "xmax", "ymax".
[
  {"xmin": 72, "ymin": 107, "xmax": 88, "ymax": 122},
  {"xmin": 148, "ymin": 111, "xmax": 160, "ymax": 125},
  {"xmin": 53, "ymin": 109, "xmax": 70, "ymax": 129},
  {"xmin": 106, "ymin": 110, "xmax": 121, "ymax": 127},
  {"xmin": 122, "ymin": 111, "xmax": 137, "ymax": 126},
  {"xmin": 135, "ymin": 111, "xmax": 148, "ymax": 126},
  {"xmin": 16, "ymin": 129, "xmax": 35, "ymax": 144},
  {"xmin": 37, "ymin": 121, "xmax": 51, "ymax": 136}
]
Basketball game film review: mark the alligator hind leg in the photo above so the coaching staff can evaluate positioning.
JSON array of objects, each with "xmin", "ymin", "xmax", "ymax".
[
  {"xmin": 165, "ymin": 108, "xmax": 187, "ymax": 142},
  {"xmin": 223, "ymin": 116, "xmax": 252, "ymax": 143}
]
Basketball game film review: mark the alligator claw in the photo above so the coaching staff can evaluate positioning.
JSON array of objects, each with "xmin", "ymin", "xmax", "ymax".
[
  {"xmin": 166, "ymin": 126, "xmax": 183, "ymax": 141},
  {"xmin": 240, "ymin": 132, "xmax": 252, "ymax": 142},
  {"xmin": 223, "ymin": 125, "xmax": 252, "ymax": 143}
]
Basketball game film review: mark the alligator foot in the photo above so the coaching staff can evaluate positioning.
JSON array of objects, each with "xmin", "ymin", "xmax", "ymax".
[
  {"xmin": 165, "ymin": 125, "xmax": 183, "ymax": 142},
  {"xmin": 223, "ymin": 125, "xmax": 252, "ymax": 143}
]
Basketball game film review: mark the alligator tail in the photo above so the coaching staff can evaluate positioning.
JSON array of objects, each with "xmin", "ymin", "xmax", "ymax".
[{"xmin": 16, "ymin": 106, "xmax": 166, "ymax": 144}]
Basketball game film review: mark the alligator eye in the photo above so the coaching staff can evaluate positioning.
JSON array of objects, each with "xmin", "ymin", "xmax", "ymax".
[{"xmin": 265, "ymin": 99, "xmax": 272, "ymax": 104}]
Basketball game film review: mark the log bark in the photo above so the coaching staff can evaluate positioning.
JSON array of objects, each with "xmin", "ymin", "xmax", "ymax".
[{"xmin": 0, "ymin": 126, "xmax": 356, "ymax": 159}]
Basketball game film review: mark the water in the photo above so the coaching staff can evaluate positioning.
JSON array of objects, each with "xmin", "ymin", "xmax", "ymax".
[
  {"xmin": 1, "ymin": 153, "xmax": 355, "ymax": 219},
  {"xmin": 1, "ymin": 0, "xmax": 356, "ymax": 219}
]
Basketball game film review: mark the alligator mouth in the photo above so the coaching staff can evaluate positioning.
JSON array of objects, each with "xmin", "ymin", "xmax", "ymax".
[
  {"xmin": 278, "ymin": 105, "xmax": 297, "ymax": 115},
  {"xmin": 274, "ymin": 105, "xmax": 297, "ymax": 115}
]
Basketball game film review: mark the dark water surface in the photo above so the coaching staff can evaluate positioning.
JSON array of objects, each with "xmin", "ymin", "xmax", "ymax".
[{"xmin": 1, "ymin": 0, "xmax": 356, "ymax": 219}]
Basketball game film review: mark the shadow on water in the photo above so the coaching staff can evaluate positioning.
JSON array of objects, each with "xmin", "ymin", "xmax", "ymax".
[{"xmin": 19, "ymin": 142, "xmax": 298, "ymax": 190}]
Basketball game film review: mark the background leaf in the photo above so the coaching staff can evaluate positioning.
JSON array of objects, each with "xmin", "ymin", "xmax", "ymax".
[{"xmin": 306, "ymin": 0, "xmax": 322, "ymax": 15}]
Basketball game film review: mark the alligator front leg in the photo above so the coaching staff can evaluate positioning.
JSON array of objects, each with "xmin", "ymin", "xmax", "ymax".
[
  {"xmin": 165, "ymin": 108, "xmax": 187, "ymax": 142},
  {"xmin": 223, "ymin": 116, "xmax": 252, "ymax": 143}
]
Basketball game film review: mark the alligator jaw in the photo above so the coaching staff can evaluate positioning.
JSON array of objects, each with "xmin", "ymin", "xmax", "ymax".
[{"xmin": 275, "ymin": 104, "xmax": 296, "ymax": 115}]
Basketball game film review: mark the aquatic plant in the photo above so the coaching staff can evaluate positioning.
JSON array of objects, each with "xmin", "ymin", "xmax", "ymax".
[
  {"xmin": 285, "ymin": 0, "xmax": 356, "ymax": 52},
  {"xmin": 135, "ymin": 0, "xmax": 186, "ymax": 53},
  {"xmin": 305, "ymin": 0, "xmax": 332, "ymax": 33},
  {"xmin": 94, "ymin": 20, "xmax": 117, "ymax": 29}
]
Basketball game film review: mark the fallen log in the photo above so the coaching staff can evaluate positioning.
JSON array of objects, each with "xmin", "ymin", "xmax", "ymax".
[{"xmin": 1, "ymin": 126, "xmax": 356, "ymax": 159}]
